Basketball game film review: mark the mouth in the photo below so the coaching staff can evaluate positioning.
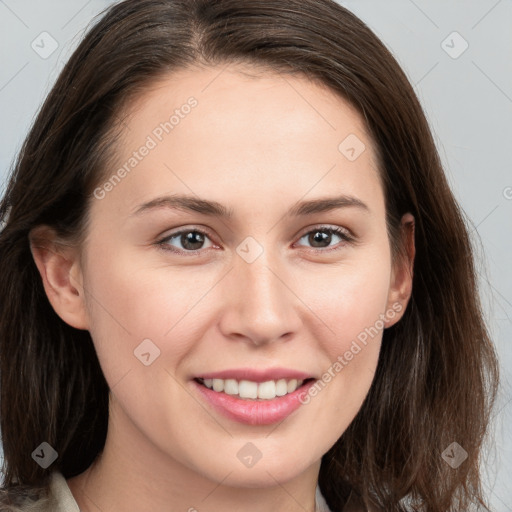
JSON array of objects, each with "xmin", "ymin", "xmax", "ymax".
[{"xmin": 193, "ymin": 377, "xmax": 316, "ymax": 401}]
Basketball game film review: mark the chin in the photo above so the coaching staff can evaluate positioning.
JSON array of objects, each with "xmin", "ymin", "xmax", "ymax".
[{"xmin": 242, "ymin": 459, "xmax": 312, "ymax": 487}]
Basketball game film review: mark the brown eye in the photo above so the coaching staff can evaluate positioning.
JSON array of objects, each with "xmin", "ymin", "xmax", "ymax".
[
  {"xmin": 157, "ymin": 229, "xmax": 214, "ymax": 254},
  {"xmin": 296, "ymin": 226, "xmax": 353, "ymax": 252}
]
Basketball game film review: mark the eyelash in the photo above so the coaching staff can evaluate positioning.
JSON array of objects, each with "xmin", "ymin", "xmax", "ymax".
[{"xmin": 155, "ymin": 225, "xmax": 355, "ymax": 256}]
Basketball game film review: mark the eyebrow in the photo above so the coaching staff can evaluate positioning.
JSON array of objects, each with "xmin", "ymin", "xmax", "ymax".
[{"xmin": 130, "ymin": 193, "xmax": 370, "ymax": 218}]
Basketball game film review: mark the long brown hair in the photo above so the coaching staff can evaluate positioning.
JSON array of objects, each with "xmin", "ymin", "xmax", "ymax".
[{"xmin": 0, "ymin": 1, "xmax": 500, "ymax": 510}]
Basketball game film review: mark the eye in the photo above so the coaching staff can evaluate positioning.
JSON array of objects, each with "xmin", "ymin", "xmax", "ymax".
[
  {"xmin": 156, "ymin": 225, "xmax": 355, "ymax": 256},
  {"xmin": 156, "ymin": 228, "xmax": 215, "ymax": 254},
  {"xmin": 294, "ymin": 226, "xmax": 354, "ymax": 253}
]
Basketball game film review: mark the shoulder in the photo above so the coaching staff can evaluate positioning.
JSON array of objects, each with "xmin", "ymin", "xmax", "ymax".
[
  {"xmin": 0, "ymin": 492, "xmax": 52, "ymax": 512},
  {"xmin": 0, "ymin": 492, "xmax": 50, "ymax": 512},
  {"xmin": 0, "ymin": 472, "xmax": 65, "ymax": 512}
]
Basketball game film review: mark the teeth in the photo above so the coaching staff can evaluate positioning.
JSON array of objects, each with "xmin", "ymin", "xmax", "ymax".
[
  {"xmin": 287, "ymin": 379, "xmax": 298, "ymax": 393},
  {"xmin": 257, "ymin": 380, "xmax": 275, "ymax": 399},
  {"xmin": 212, "ymin": 378, "xmax": 224, "ymax": 392},
  {"xmin": 223, "ymin": 379, "xmax": 238, "ymax": 395},
  {"xmin": 199, "ymin": 377, "xmax": 305, "ymax": 400},
  {"xmin": 239, "ymin": 380, "xmax": 258, "ymax": 399},
  {"xmin": 275, "ymin": 379, "xmax": 288, "ymax": 396}
]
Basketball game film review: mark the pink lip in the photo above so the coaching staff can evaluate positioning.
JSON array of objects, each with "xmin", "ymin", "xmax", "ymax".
[
  {"xmin": 192, "ymin": 378, "xmax": 316, "ymax": 425},
  {"xmin": 194, "ymin": 367, "xmax": 314, "ymax": 383}
]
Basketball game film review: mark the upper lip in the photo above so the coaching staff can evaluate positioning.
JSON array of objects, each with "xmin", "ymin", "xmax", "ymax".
[{"xmin": 194, "ymin": 367, "xmax": 315, "ymax": 383}]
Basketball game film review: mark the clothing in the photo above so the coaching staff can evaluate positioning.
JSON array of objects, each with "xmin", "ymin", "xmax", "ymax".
[
  {"xmin": 0, "ymin": 472, "xmax": 79, "ymax": 512},
  {"xmin": 42, "ymin": 472, "xmax": 79, "ymax": 512},
  {"xmin": 315, "ymin": 482, "xmax": 333, "ymax": 512},
  {"xmin": 6, "ymin": 471, "xmax": 340, "ymax": 511}
]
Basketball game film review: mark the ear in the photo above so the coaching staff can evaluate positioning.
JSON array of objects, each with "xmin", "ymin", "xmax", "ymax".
[
  {"xmin": 28, "ymin": 225, "xmax": 89, "ymax": 330},
  {"xmin": 385, "ymin": 213, "xmax": 415, "ymax": 328}
]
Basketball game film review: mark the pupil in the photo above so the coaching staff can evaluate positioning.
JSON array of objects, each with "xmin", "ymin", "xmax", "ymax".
[
  {"xmin": 183, "ymin": 231, "xmax": 204, "ymax": 250},
  {"xmin": 311, "ymin": 230, "xmax": 329, "ymax": 247}
]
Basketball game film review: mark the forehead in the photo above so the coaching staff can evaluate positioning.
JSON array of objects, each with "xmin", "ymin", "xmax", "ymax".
[
  {"xmin": 94, "ymin": 63, "xmax": 383, "ymax": 219},
  {"xmin": 123, "ymin": 63, "xmax": 371, "ymax": 141}
]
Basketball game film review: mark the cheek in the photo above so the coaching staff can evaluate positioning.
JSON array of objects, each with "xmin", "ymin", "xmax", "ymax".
[
  {"xmin": 297, "ymin": 251, "xmax": 392, "ymax": 355},
  {"xmin": 294, "ymin": 252, "xmax": 391, "ymax": 419},
  {"xmin": 81, "ymin": 242, "xmax": 224, "ymax": 382}
]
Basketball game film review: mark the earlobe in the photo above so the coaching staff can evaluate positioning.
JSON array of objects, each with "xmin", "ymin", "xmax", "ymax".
[
  {"xmin": 28, "ymin": 225, "xmax": 89, "ymax": 330},
  {"xmin": 385, "ymin": 213, "xmax": 415, "ymax": 328}
]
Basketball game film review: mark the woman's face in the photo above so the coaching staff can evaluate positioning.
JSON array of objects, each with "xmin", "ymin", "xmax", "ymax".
[{"xmin": 63, "ymin": 64, "xmax": 412, "ymax": 486}]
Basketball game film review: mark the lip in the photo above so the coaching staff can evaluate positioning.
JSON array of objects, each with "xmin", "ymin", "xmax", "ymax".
[
  {"xmin": 194, "ymin": 367, "xmax": 315, "ymax": 383},
  {"xmin": 192, "ymin": 378, "xmax": 317, "ymax": 425}
]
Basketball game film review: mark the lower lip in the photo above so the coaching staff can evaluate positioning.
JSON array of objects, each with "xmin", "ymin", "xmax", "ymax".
[{"xmin": 192, "ymin": 379, "xmax": 316, "ymax": 425}]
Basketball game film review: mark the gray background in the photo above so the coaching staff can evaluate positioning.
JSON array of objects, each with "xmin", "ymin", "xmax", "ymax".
[{"xmin": 0, "ymin": 0, "xmax": 511, "ymax": 510}]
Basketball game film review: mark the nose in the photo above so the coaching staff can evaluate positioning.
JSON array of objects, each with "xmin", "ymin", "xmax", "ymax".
[{"xmin": 218, "ymin": 251, "xmax": 302, "ymax": 347}]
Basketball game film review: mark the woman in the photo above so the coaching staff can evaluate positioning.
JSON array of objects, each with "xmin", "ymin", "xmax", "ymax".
[{"xmin": 0, "ymin": 0, "xmax": 499, "ymax": 511}]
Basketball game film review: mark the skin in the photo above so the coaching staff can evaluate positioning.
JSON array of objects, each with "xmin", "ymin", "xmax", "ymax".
[{"xmin": 30, "ymin": 63, "xmax": 414, "ymax": 512}]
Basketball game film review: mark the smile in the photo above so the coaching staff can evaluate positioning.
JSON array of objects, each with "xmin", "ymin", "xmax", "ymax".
[
  {"xmin": 196, "ymin": 377, "xmax": 309, "ymax": 400},
  {"xmin": 192, "ymin": 376, "xmax": 317, "ymax": 425}
]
